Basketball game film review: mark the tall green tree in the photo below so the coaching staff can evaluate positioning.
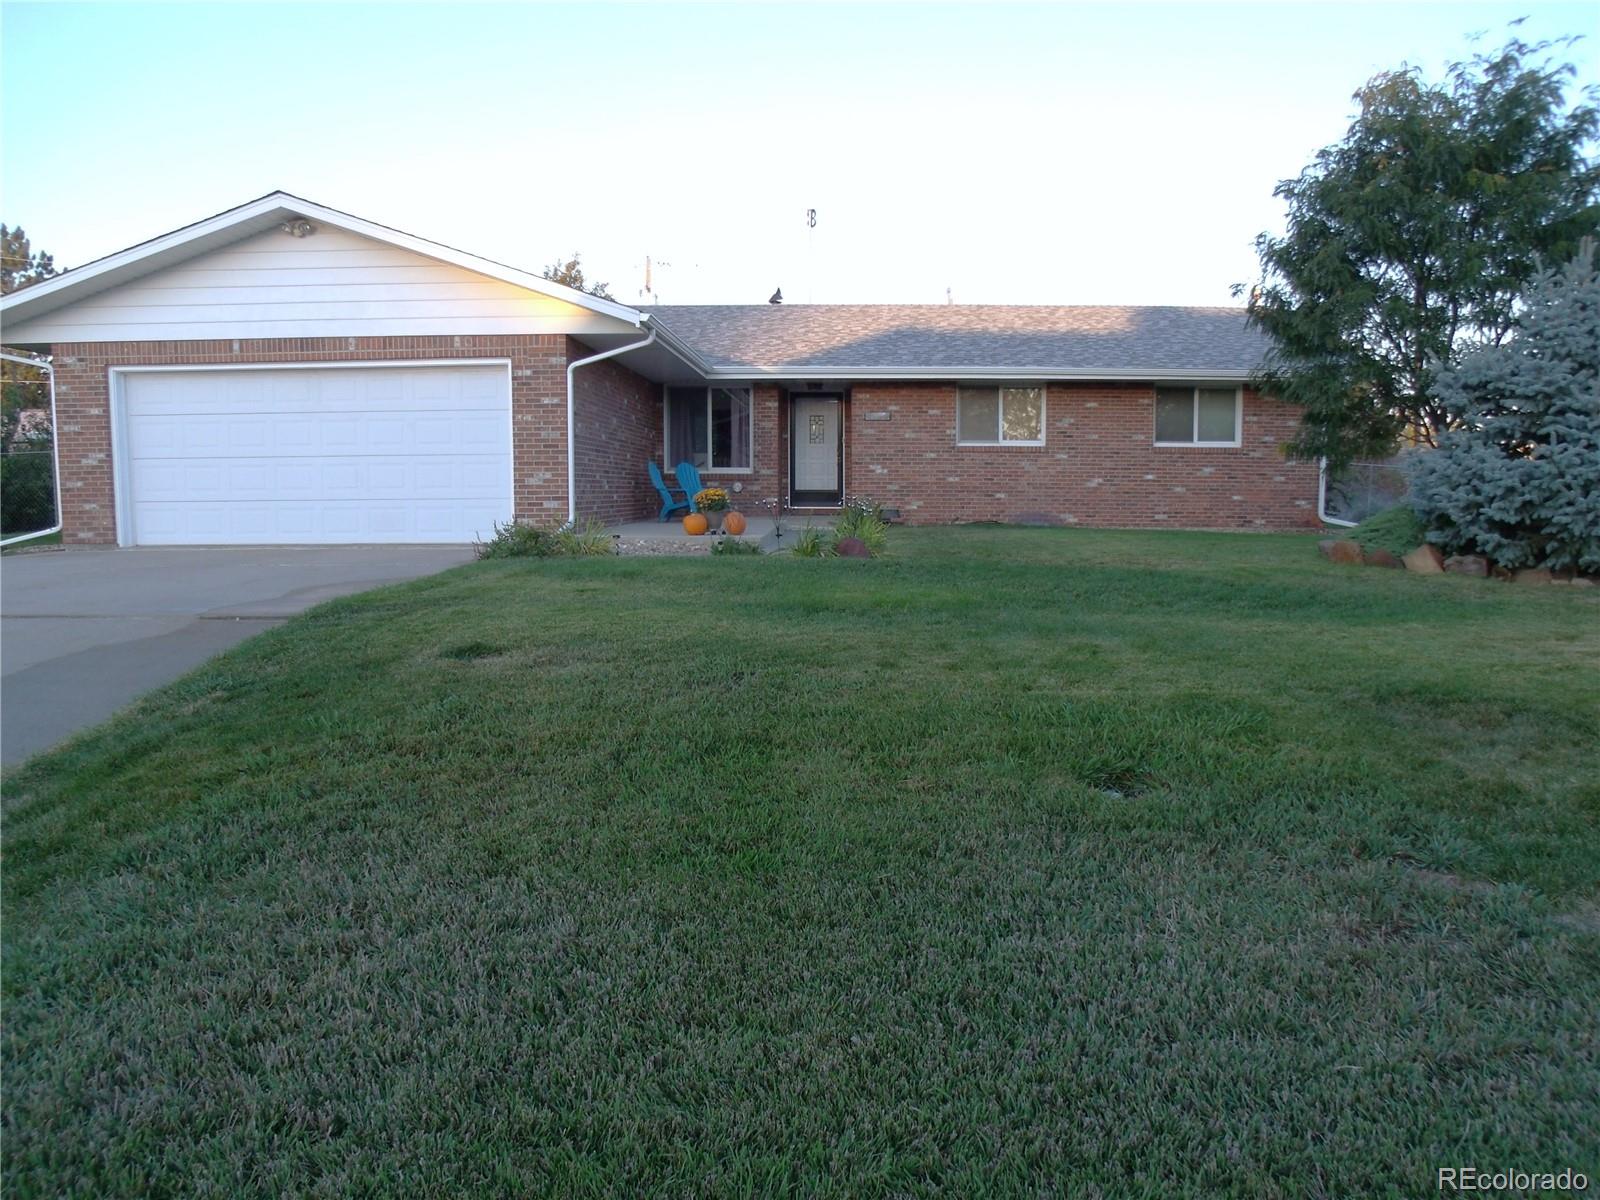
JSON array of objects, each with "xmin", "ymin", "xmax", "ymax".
[
  {"xmin": 1240, "ymin": 33, "xmax": 1600, "ymax": 470},
  {"xmin": 1, "ymin": 224, "xmax": 57, "ymax": 295},
  {"xmin": 1, "ymin": 224, "xmax": 58, "ymax": 448},
  {"xmin": 541, "ymin": 252, "xmax": 613, "ymax": 301},
  {"xmin": 1406, "ymin": 241, "xmax": 1600, "ymax": 572}
]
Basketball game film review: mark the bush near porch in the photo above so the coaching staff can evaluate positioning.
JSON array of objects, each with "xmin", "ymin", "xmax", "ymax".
[{"xmin": 3, "ymin": 528, "xmax": 1596, "ymax": 1196}]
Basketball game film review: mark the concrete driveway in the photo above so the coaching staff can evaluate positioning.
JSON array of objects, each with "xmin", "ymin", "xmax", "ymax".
[{"xmin": 2, "ymin": 545, "xmax": 474, "ymax": 767}]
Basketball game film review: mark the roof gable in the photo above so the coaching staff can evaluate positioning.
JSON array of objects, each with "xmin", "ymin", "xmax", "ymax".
[{"xmin": 1, "ymin": 191, "xmax": 646, "ymax": 338}]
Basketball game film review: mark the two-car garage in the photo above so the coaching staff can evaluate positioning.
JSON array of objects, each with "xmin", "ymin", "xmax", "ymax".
[
  {"xmin": 0, "ymin": 192, "xmax": 668, "ymax": 547},
  {"xmin": 115, "ymin": 363, "xmax": 512, "ymax": 545}
]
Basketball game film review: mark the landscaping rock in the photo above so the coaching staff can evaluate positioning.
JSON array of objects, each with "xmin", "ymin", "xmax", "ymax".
[
  {"xmin": 1363, "ymin": 547, "xmax": 1403, "ymax": 569},
  {"xmin": 613, "ymin": 537, "xmax": 712, "ymax": 557},
  {"xmin": 1571, "ymin": 576, "xmax": 1596, "ymax": 588},
  {"xmin": 1402, "ymin": 544, "xmax": 1444, "ymax": 573},
  {"xmin": 835, "ymin": 536, "xmax": 871, "ymax": 559},
  {"xmin": 1444, "ymin": 554, "xmax": 1489, "ymax": 577},
  {"xmin": 1512, "ymin": 567, "xmax": 1553, "ymax": 585},
  {"xmin": 1319, "ymin": 539, "xmax": 1363, "ymax": 565}
]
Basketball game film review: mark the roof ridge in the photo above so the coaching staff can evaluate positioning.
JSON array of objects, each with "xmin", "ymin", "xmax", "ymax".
[{"xmin": 642, "ymin": 303, "xmax": 1267, "ymax": 376}]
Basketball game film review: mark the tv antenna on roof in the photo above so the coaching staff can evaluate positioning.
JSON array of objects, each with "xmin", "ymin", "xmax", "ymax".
[
  {"xmin": 639, "ymin": 255, "xmax": 672, "ymax": 303},
  {"xmin": 805, "ymin": 208, "xmax": 817, "ymax": 303}
]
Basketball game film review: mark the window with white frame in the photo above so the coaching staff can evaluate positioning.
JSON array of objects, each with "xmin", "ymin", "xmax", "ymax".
[
  {"xmin": 665, "ymin": 385, "xmax": 752, "ymax": 471},
  {"xmin": 1154, "ymin": 386, "xmax": 1241, "ymax": 446},
  {"xmin": 956, "ymin": 385, "xmax": 1045, "ymax": 445}
]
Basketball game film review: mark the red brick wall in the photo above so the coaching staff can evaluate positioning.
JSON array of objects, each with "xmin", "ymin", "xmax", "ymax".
[
  {"xmin": 45, "ymin": 343, "xmax": 1319, "ymax": 545},
  {"xmin": 46, "ymin": 336, "xmax": 567, "ymax": 544},
  {"xmin": 845, "ymin": 382, "xmax": 1319, "ymax": 528},
  {"xmin": 750, "ymin": 383, "xmax": 784, "ymax": 507},
  {"xmin": 570, "ymin": 340, "xmax": 660, "ymax": 525}
]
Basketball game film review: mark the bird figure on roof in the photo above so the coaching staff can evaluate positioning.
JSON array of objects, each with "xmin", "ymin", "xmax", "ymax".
[{"xmin": 769, "ymin": 288, "xmax": 783, "ymax": 305}]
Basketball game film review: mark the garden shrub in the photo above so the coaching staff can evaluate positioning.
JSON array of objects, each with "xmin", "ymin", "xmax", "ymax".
[
  {"xmin": 791, "ymin": 527, "xmax": 831, "ymax": 557},
  {"xmin": 1407, "ymin": 243, "xmax": 1600, "ymax": 573},
  {"xmin": 710, "ymin": 537, "xmax": 762, "ymax": 556},
  {"xmin": 475, "ymin": 518, "xmax": 615, "ymax": 559},
  {"xmin": 838, "ymin": 494, "xmax": 886, "ymax": 522},
  {"xmin": 834, "ymin": 497, "xmax": 888, "ymax": 556},
  {"xmin": 475, "ymin": 521, "xmax": 554, "ymax": 559},
  {"xmin": 1349, "ymin": 505, "xmax": 1426, "ymax": 557},
  {"xmin": 554, "ymin": 518, "xmax": 616, "ymax": 556}
]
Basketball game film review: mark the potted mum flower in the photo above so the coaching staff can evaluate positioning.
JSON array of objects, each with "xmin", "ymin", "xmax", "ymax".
[{"xmin": 695, "ymin": 486, "xmax": 731, "ymax": 532}]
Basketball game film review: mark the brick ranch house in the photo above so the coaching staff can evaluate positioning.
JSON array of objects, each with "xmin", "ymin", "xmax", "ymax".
[{"xmin": 0, "ymin": 192, "xmax": 1320, "ymax": 546}]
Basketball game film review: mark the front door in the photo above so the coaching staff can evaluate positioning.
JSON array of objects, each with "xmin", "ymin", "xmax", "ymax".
[{"xmin": 791, "ymin": 396, "xmax": 842, "ymax": 506}]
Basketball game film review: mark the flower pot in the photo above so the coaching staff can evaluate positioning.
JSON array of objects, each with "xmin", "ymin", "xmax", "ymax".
[{"xmin": 705, "ymin": 510, "xmax": 726, "ymax": 534}]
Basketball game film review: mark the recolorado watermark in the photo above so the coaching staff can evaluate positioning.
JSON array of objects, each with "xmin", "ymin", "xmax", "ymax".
[{"xmin": 1439, "ymin": 1167, "xmax": 1589, "ymax": 1192}]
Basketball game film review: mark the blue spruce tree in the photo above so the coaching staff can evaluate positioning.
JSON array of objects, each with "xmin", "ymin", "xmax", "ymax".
[{"xmin": 1407, "ymin": 241, "xmax": 1600, "ymax": 573}]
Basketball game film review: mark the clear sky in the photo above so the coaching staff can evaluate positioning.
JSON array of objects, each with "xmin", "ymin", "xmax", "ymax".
[{"xmin": 2, "ymin": 1, "xmax": 1596, "ymax": 308}]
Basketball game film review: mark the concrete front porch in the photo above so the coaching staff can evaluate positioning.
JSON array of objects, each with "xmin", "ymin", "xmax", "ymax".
[{"xmin": 606, "ymin": 515, "xmax": 826, "ymax": 554}]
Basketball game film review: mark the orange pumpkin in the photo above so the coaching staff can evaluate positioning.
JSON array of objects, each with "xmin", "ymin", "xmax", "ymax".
[
  {"xmin": 723, "ymin": 510, "xmax": 747, "ymax": 536},
  {"xmin": 682, "ymin": 512, "xmax": 709, "ymax": 536}
]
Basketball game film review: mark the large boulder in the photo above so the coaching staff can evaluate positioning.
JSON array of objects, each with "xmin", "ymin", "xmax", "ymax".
[
  {"xmin": 1402, "ymin": 544, "xmax": 1445, "ymax": 573},
  {"xmin": 1444, "ymin": 554, "xmax": 1490, "ymax": 577},
  {"xmin": 1512, "ymin": 567, "xmax": 1554, "ymax": 585},
  {"xmin": 1364, "ymin": 547, "xmax": 1403, "ymax": 569},
  {"xmin": 835, "ymin": 536, "xmax": 871, "ymax": 559},
  {"xmin": 1319, "ymin": 539, "xmax": 1364, "ymax": 565}
]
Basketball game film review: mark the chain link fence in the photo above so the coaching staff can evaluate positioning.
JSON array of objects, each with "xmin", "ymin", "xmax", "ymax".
[
  {"xmin": 1, "ymin": 448, "xmax": 57, "ymax": 537},
  {"xmin": 1322, "ymin": 454, "xmax": 1417, "ymax": 525},
  {"xmin": 2, "ymin": 362, "xmax": 57, "ymax": 538}
]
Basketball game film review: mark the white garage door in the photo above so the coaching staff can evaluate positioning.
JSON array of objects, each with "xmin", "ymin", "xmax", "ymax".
[{"xmin": 118, "ymin": 364, "xmax": 512, "ymax": 545}]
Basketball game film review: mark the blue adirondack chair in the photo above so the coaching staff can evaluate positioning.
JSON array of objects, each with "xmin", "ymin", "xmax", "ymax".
[
  {"xmin": 674, "ymin": 461, "xmax": 708, "ymax": 513},
  {"xmin": 648, "ymin": 460, "xmax": 690, "ymax": 522}
]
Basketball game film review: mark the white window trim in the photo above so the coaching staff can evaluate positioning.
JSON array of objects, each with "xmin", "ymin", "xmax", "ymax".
[
  {"xmin": 956, "ymin": 384, "xmax": 1048, "ymax": 447},
  {"xmin": 1153, "ymin": 386, "xmax": 1243, "ymax": 448},
  {"xmin": 663, "ymin": 384, "xmax": 755, "ymax": 475}
]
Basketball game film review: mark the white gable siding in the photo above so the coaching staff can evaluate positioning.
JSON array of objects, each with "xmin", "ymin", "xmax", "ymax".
[{"xmin": 2, "ymin": 226, "xmax": 634, "ymax": 343}]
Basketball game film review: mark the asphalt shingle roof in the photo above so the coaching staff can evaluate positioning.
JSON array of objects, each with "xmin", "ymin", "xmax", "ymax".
[{"xmin": 644, "ymin": 305, "xmax": 1267, "ymax": 375}]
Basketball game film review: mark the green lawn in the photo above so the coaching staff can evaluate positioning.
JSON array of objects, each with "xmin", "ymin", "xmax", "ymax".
[{"xmin": 4, "ymin": 527, "xmax": 1597, "ymax": 1197}]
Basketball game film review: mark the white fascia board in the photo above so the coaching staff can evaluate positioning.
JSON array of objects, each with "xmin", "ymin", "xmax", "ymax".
[
  {"xmin": 697, "ymin": 365, "xmax": 1257, "ymax": 383},
  {"xmin": 287, "ymin": 196, "xmax": 646, "ymax": 324},
  {"xmin": 0, "ymin": 191, "xmax": 647, "ymax": 328}
]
